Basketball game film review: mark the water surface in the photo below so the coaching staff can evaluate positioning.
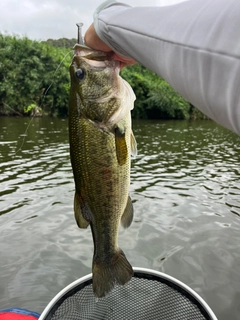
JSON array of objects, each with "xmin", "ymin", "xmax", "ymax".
[{"xmin": 0, "ymin": 117, "xmax": 240, "ymax": 320}]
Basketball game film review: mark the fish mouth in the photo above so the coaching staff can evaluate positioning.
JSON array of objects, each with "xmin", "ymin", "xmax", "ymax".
[
  {"xmin": 82, "ymin": 58, "xmax": 120, "ymax": 71},
  {"xmin": 73, "ymin": 43, "xmax": 106, "ymax": 59},
  {"xmin": 73, "ymin": 44, "xmax": 120, "ymax": 69}
]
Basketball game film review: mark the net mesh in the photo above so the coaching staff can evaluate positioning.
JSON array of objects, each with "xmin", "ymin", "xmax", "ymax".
[{"xmin": 42, "ymin": 272, "xmax": 214, "ymax": 320}]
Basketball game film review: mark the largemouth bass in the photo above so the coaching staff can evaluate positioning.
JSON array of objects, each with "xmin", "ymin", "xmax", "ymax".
[{"xmin": 68, "ymin": 44, "xmax": 137, "ymax": 298}]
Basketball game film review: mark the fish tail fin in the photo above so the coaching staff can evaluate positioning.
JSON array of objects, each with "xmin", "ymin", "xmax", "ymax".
[{"xmin": 92, "ymin": 249, "xmax": 133, "ymax": 298}]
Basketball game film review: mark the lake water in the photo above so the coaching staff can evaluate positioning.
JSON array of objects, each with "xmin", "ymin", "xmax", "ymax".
[{"xmin": 0, "ymin": 117, "xmax": 240, "ymax": 320}]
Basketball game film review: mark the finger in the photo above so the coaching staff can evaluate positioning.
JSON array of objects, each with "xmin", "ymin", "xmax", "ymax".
[
  {"xmin": 84, "ymin": 23, "xmax": 112, "ymax": 52},
  {"xmin": 112, "ymin": 53, "xmax": 136, "ymax": 69}
]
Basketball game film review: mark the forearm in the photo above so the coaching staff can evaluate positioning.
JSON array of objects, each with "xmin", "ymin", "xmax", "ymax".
[{"xmin": 93, "ymin": 0, "xmax": 240, "ymax": 135}]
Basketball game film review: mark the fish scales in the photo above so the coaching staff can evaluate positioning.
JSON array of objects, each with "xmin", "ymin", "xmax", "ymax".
[{"xmin": 68, "ymin": 45, "xmax": 137, "ymax": 298}]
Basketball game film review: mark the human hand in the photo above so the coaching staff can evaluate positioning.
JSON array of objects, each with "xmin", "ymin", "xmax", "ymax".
[{"xmin": 84, "ymin": 23, "xmax": 136, "ymax": 69}]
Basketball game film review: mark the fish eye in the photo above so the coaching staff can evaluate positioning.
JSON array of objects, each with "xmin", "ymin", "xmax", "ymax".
[{"xmin": 75, "ymin": 68, "xmax": 85, "ymax": 80}]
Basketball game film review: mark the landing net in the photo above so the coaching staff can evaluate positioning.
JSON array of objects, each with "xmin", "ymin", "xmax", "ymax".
[{"xmin": 39, "ymin": 267, "xmax": 218, "ymax": 320}]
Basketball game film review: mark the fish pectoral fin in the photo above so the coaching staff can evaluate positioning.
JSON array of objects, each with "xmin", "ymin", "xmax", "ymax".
[
  {"xmin": 115, "ymin": 125, "xmax": 128, "ymax": 166},
  {"xmin": 121, "ymin": 196, "xmax": 134, "ymax": 229},
  {"xmin": 74, "ymin": 192, "xmax": 90, "ymax": 229},
  {"xmin": 130, "ymin": 130, "xmax": 137, "ymax": 157}
]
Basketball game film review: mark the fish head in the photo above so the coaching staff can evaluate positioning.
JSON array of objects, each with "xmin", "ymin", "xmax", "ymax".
[{"xmin": 69, "ymin": 44, "xmax": 135, "ymax": 125}]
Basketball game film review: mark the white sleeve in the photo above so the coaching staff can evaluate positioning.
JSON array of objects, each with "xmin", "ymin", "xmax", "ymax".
[{"xmin": 93, "ymin": 0, "xmax": 240, "ymax": 135}]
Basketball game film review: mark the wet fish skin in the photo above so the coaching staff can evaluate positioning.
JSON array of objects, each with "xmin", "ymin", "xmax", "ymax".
[{"xmin": 68, "ymin": 45, "xmax": 137, "ymax": 298}]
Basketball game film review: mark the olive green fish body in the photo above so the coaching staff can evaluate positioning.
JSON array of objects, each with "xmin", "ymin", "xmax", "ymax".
[{"xmin": 69, "ymin": 45, "xmax": 137, "ymax": 298}]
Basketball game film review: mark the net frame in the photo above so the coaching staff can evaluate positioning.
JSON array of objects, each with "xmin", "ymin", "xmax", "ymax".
[{"xmin": 39, "ymin": 267, "xmax": 218, "ymax": 320}]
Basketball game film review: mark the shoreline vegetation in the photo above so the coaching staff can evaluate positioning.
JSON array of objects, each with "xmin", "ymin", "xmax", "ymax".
[{"xmin": 0, "ymin": 34, "xmax": 208, "ymax": 120}]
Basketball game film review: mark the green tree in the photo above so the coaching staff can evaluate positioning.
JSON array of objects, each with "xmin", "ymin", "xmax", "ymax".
[
  {"xmin": 0, "ymin": 34, "xmax": 208, "ymax": 120},
  {"xmin": 121, "ymin": 64, "xmax": 191, "ymax": 119},
  {"xmin": 41, "ymin": 38, "xmax": 77, "ymax": 49},
  {"xmin": 0, "ymin": 34, "xmax": 71, "ymax": 116}
]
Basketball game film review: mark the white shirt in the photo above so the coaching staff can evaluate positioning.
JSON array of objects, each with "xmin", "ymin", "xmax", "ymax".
[{"xmin": 93, "ymin": 0, "xmax": 240, "ymax": 135}]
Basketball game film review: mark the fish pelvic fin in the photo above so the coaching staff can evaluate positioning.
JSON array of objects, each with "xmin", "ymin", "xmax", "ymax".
[
  {"xmin": 121, "ymin": 196, "xmax": 134, "ymax": 229},
  {"xmin": 92, "ymin": 249, "xmax": 133, "ymax": 298},
  {"xmin": 74, "ymin": 192, "xmax": 90, "ymax": 228}
]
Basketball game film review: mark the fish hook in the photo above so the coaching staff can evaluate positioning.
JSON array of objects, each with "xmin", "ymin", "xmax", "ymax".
[{"xmin": 76, "ymin": 22, "xmax": 84, "ymax": 45}]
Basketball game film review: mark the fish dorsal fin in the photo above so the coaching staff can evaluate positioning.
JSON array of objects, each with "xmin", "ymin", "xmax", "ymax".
[
  {"xmin": 115, "ymin": 125, "xmax": 128, "ymax": 166},
  {"xmin": 121, "ymin": 196, "xmax": 134, "ymax": 228}
]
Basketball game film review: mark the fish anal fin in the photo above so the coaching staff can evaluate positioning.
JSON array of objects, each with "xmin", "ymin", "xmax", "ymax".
[
  {"xmin": 121, "ymin": 196, "xmax": 134, "ymax": 229},
  {"xmin": 115, "ymin": 126, "xmax": 128, "ymax": 166},
  {"xmin": 92, "ymin": 249, "xmax": 133, "ymax": 298},
  {"xmin": 74, "ymin": 192, "xmax": 90, "ymax": 228}
]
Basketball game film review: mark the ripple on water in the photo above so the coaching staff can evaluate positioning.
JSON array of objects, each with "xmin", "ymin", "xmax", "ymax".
[{"xmin": 1, "ymin": 118, "xmax": 240, "ymax": 319}]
